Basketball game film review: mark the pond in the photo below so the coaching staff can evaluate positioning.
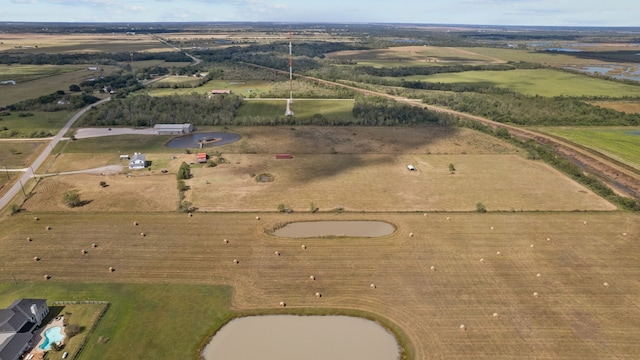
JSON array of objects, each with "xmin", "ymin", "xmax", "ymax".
[
  {"xmin": 273, "ymin": 221, "xmax": 395, "ymax": 238},
  {"xmin": 202, "ymin": 315, "xmax": 400, "ymax": 360},
  {"xmin": 165, "ymin": 132, "xmax": 240, "ymax": 148}
]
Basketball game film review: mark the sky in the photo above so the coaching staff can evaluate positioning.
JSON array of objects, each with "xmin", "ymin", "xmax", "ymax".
[{"xmin": 0, "ymin": 0, "xmax": 638, "ymax": 27}]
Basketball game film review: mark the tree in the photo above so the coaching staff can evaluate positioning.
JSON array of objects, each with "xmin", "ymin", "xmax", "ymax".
[
  {"xmin": 176, "ymin": 162, "xmax": 191, "ymax": 180},
  {"xmin": 476, "ymin": 202, "xmax": 487, "ymax": 213},
  {"xmin": 69, "ymin": 84, "xmax": 81, "ymax": 92},
  {"xmin": 448, "ymin": 163, "xmax": 456, "ymax": 174},
  {"xmin": 62, "ymin": 189, "xmax": 82, "ymax": 208}
]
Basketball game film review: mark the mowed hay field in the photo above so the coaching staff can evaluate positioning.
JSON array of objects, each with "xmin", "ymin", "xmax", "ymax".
[
  {"xmin": 592, "ymin": 101, "xmax": 640, "ymax": 114},
  {"xmin": 0, "ymin": 33, "xmax": 172, "ymax": 53},
  {"xmin": 0, "ymin": 211, "xmax": 638, "ymax": 359},
  {"xmin": 326, "ymin": 46, "xmax": 505, "ymax": 67}
]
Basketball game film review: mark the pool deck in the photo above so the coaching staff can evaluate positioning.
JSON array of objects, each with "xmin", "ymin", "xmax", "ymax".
[{"xmin": 23, "ymin": 316, "xmax": 65, "ymax": 360}]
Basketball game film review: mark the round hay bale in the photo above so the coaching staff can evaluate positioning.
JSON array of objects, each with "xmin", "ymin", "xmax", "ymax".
[
  {"xmin": 310, "ymin": 275, "xmax": 315, "ymax": 281},
  {"xmin": 301, "ymin": 245, "xmax": 306, "ymax": 249},
  {"xmin": 279, "ymin": 301, "xmax": 285, "ymax": 307},
  {"xmin": 43, "ymin": 274, "xmax": 50, "ymax": 280},
  {"xmin": 255, "ymin": 216, "xmax": 260, "ymax": 220},
  {"xmin": 27, "ymin": 237, "xmax": 32, "ymax": 242},
  {"xmin": 546, "ymin": 237, "xmax": 551, "ymax": 241},
  {"xmin": 533, "ymin": 291, "xmax": 539, "ymax": 297},
  {"xmin": 603, "ymin": 282, "xmax": 609, "ymax": 288},
  {"xmin": 315, "ymin": 292, "xmax": 321, "ymax": 298},
  {"xmin": 188, "ymin": 213, "xmax": 193, "ymax": 217},
  {"xmin": 423, "ymin": 213, "xmax": 428, "ymax": 217},
  {"xmin": 430, "ymin": 266, "xmax": 436, "ymax": 271},
  {"xmin": 370, "ymin": 283, "xmax": 376, "ymax": 289},
  {"xmin": 274, "ymin": 251, "xmax": 280, "ymax": 256},
  {"xmin": 140, "ymin": 232, "xmax": 145, "ymax": 237},
  {"xmin": 530, "ymin": 244, "xmax": 534, "ymax": 248},
  {"xmin": 622, "ymin": 232, "xmax": 627, "ymax": 236},
  {"xmin": 480, "ymin": 258, "xmax": 485, "ymax": 263},
  {"xmin": 490, "ymin": 226, "xmax": 494, "ymax": 230},
  {"xmin": 446, "ymin": 216, "xmax": 451, "ymax": 221},
  {"xmin": 493, "ymin": 312, "xmax": 499, "ymax": 318},
  {"xmin": 223, "ymin": 239, "xmax": 228, "ymax": 244},
  {"xmin": 81, "ymin": 249, "xmax": 87, "ymax": 254},
  {"xmin": 92, "ymin": 243, "xmax": 97, "ymax": 248},
  {"xmin": 233, "ymin": 259, "xmax": 239, "ymax": 264},
  {"xmin": 536, "ymin": 273, "xmax": 541, "ymax": 278},
  {"xmin": 45, "ymin": 226, "xmax": 51, "ymax": 231},
  {"xmin": 34, "ymin": 217, "xmax": 39, "ymax": 221},
  {"xmin": 583, "ymin": 221, "xmax": 588, "ymax": 225},
  {"xmin": 409, "ymin": 232, "xmax": 414, "ymax": 237},
  {"xmin": 133, "ymin": 221, "xmax": 138, "ymax": 226},
  {"xmin": 496, "ymin": 251, "xmax": 501, "ymax": 256},
  {"xmin": 108, "ymin": 267, "xmax": 115, "ymax": 272},
  {"xmin": 33, "ymin": 256, "xmax": 39, "ymax": 261},
  {"xmin": 459, "ymin": 324, "xmax": 466, "ymax": 331}
]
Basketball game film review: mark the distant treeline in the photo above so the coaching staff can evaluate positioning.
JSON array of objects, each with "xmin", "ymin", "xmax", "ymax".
[
  {"xmin": 79, "ymin": 93, "xmax": 243, "ymax": 127},
  {"xmin": 422, "ymin": 92, "xmax": 640, "ymax": 126},
  {"xmin": 0, "ymin": 51, "xmax": 191, "ymax": 65},
  {"xmin": 5, "ymin": 92, "xmax": 99, "ymax": 112},
  {"xmin": 353, "ymin": 61, "xmax": 545, "ymax": 77}
]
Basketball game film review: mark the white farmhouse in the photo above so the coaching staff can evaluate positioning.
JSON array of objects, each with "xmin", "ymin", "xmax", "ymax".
[{"xmin": 129, "ymin": 152, "xmax": 147, "ymax": 170}]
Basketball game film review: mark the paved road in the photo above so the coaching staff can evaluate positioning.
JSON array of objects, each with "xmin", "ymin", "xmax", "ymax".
[{"xmin": 0, "ymin": 98, "xmax": 111, "ymax": 210}]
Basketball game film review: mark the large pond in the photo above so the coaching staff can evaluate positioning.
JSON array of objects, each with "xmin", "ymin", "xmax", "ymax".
[
  {"xmin": 165, "ymin": 132, "xmax": 240, "ymax": 148},
  {"xmin": 202, "ymin": 315, "xmax": 400, "ymax": 360},
  {"xmin": 273, "ymin": 221, "xmax": 395, "ymax": 238}
]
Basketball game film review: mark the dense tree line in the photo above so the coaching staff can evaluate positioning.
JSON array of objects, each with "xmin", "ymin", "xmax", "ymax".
[
  {"xmin": 79, "ymin": 93, "xmax": 243, "ymax": 127},
  {"xmin": 6, "ymin": 91, "xmax": 99, "ymax": 112},
  {"xmin": 353, "ymin": 62, "xmax": 544, "ymax": 78},
  {"xmin": 0, "ymin": 51, "xmax": 190, "ymax": 65},
  {"xmin": 352, "ymin": 96, "xmax": 452, "ymax": 126},
  {"xmin": 421, "ymin": 91, "xmax": 640, "ymax": 126}
]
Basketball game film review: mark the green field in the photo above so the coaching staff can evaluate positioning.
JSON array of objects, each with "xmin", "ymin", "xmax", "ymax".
[
  {"xmin": 237, "ymin": 99, "xmax": 356, "ymax": 122},
  {"xmin": 458, "ymin": 47, "xmax": 613, "ymax": 66},
  {"xmin": 0, "ymin": 64, "xmax": 86, "ymax": 83},
  {"xmin": 0, "ymin": 282, "xmax": 233, "ymax": 360},
  {"xmin": 58, "ymin": 135, "xmax": 175, "ymax": 154},
  {"xmin": 147, "ymin": 79, "xmax": 275, "ymax": 97},
  {"xmin": 0, "ymin": 66, "xmax": 119, "ymax": 107},
  {"xmin": 538, "ymin": 127, "xmax": 640, "ymax": 171},
  {"xmin": 403, "ymin": 69, "xmax": 640, "ymax": 97},
  {"xmin": 0, "ymin": 111, "xmax": 73, "ymax": 138}
]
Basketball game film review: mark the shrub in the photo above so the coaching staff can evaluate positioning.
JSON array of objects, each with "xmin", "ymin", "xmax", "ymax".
[
  {"xmin": 99, "ymin": 181, "xmax": 107, "ymax": 187},
  {"xmin": 476, "ymin": 202, "xmax": 487, "ymax": 213},
  {"xmin": 62, "ymin": 189, "xmax": 82, "ymax": 208},
  {"xmin": 176, "ymin": 162, "xmax": 191, "ymax": 180}
]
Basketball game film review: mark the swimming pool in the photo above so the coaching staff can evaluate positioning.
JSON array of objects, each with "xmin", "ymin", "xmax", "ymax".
[{"xmin": 39, "ymin": 326, "xmax": 64, "ymax": 351}]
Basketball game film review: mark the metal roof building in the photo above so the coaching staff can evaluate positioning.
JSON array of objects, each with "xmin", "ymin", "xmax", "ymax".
[{"xmin": 153, "ymin": 124, "xmax": 193, "ymax": 135}]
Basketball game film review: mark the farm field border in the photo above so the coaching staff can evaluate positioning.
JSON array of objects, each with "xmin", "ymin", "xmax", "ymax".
[
  {"xmin": 535, "ymin": 127, "xmax": 640, "ymax": 172},
  {"xmin": 0, "ymin": 211, "xmax": 638, "ymax": 359}
]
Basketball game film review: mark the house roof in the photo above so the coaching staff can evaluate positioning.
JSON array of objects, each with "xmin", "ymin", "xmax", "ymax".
[
  {"xmin": 154, "ymin": 124, "xmax": 192, "ymax": 130},
  {"xmin": 0, "ymin": 299, "xmax": 46, "ymax": 360}
]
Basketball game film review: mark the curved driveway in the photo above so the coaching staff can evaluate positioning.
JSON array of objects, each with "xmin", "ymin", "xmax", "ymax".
[{"xmin": 0, "ymin": 98, "xmax": 111, "ymax": 210}]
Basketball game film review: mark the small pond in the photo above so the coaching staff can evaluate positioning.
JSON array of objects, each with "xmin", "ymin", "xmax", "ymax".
[
  {"xmin": 202, "ymin": 315, "xmax": 400, "ymax": 360},
  {"xmin": 165, "ymin": 132, "xmax": 240, "ymax": 148},
  {"xmin": 273, "ymin": 221, "xmax": 395, "ymax": 238}
]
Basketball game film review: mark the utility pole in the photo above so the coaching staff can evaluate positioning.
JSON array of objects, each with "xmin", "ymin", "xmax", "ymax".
[
  {"xmin": 4, "ymin": 165, "xmax": 9, "ymax": 180},
  {"xmin": 18, "ymin": 180, "xmax": 26, "ymax": 197}
]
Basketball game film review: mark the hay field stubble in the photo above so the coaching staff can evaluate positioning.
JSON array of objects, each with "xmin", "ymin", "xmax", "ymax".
[{"xmin": 0, "ymin": 211, "xmax": 638, "ymax": 359}]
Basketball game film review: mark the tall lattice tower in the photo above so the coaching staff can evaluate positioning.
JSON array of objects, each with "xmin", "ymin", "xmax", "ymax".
[{"xmin": 285, "ymin": 29, "xmax": 294, "ymax": 116}]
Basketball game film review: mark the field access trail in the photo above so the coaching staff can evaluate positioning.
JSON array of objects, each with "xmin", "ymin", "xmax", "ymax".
[
  {"xmin": 0, "ymin": 98, "xmax": 111, "ymax": 210},
  {"xmin": 247, "ymin": 63, "xmax": 640, "ymax": 199}
]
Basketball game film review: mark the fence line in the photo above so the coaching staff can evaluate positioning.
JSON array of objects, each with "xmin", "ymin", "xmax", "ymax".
[{"xmin": 52, "ymin": 301, "xmax": 110, "ymax": 360}]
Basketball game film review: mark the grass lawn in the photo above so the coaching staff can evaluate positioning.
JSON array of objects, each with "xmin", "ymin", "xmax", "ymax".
[
  {"xmin": 0, "ymin": 282, "xmax": 234, "ymax": 360},
  {"xmin": 57, "ymin": 135, "xmax": 176, "ymax": 154},
  {"xmin": 237, "ymin": 99, "xmax": 356, "ymax": 122},
  {"xmin": 0, "ymin": 111, "xmax": 73, "ymax": 138},
  {"xmin": 404, "ymin": 69, "xmax": 640, "ymax": 97},
  {"xmin": 537, "ymin": 127, "xmax": 640, "ymax": 171},
  {"xmin": 0, "ymin": 140, "xmax": 47, "ymax": 167}
]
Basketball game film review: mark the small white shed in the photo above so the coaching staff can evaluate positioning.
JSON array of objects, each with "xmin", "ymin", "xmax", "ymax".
[{"xmin": 407, "ymin": 165, "xmax": 416, "ymax": 171}]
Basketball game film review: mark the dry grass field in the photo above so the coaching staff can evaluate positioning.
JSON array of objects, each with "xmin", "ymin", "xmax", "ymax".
[
  {"xmin": 188, "ymin": 153, "xmax": 615, "ymax": 212},
  {"xmin": 326, "ymin": 46, "xmax": 505, "ymax": 67},
  {"xmin": 0, "ymin": 211, "xmax": 638, "ymax": 359},
  {"xmin": 0, "ymin": 140, "xmax": 47, "ymax": 167},
  {"xmin": 592, "ymin": 101, "xmax": 640, "ymax": 114},
  {"xmin": 0, "ymin": 33, "xmax": 171, "ymax": 53}
]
